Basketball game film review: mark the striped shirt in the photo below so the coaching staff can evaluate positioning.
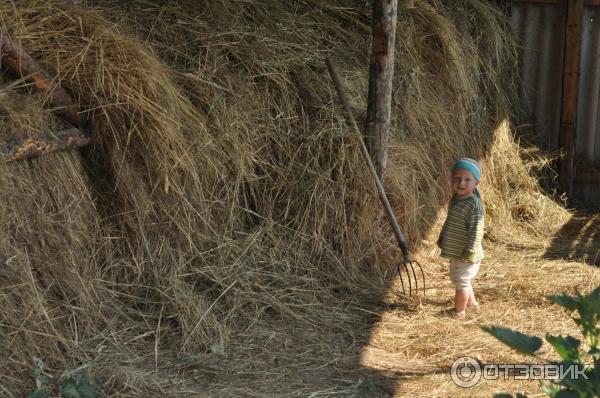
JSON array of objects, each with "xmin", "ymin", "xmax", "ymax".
[{"xmin": 439, "ymin": 193, "xmax": 485, "ymax": 262}]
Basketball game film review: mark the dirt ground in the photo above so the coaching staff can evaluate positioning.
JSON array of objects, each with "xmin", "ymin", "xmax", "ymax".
[{"xmin": 112, "ymin": 212, "xmax": 599, "ymax": 397}]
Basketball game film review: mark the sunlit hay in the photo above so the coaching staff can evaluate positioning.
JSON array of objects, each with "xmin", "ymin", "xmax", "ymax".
[
  {"xmin": 368, "ymin": 240, "xmax": 600, "ymax": 398},
  {"xmin": 479, "ymin": 121, "xmax": 571, "ymax": 243},
  {"xmin": 383, "ymin": 0, "xmax": 535, "ymax": 252}
]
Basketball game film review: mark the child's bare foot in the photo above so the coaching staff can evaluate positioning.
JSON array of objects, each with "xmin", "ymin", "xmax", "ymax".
[
  {"xmin": 440, "ymin": 308, "xmax": 466, "ymax": 319},
  {"xmin": 466, "ymin": 299, "xmax": 480, "ymax": 312}
]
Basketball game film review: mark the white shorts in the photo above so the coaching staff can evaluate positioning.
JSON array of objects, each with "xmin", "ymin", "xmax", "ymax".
[{"xmin": 449, "ymin": 260, "xmax": 480, "ymax": 290}]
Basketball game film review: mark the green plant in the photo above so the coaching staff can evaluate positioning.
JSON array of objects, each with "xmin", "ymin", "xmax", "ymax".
[
  {"xmin": 29, "ymin": 357, "xmax": 51, "ymax": 398},
  {"xmin": 482, "ymin": 285, "xmax": 600, "ymax": 398},
  {"xmin": 59, "ymin": 368, "xmax": 103, "ymax": 398},
  {"xmin": 29, "ymin": 363, "xmax": 103, "ymax": 398},
  {"xmin": 358, "ymin": 378, "xmax": 390, "ymax": 398}
]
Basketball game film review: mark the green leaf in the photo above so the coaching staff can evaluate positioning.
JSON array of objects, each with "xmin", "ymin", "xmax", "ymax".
[
  {"xmin": 553, "ymin": 361, "xmax": 596, "ymax": 396},
  {"xmin": 60, "ymin": 382, "xmax": 82, "ymax": 398},
  {"xmin": 76, "ymin": 378, "xmax": 100, "ymax": 398},
  {"xmin": 516, "ymin": 394, "xmax": 528, "ymax": 398},
  {"xmin": 481, "ymin": 326, "xmax": 543, "ymax": 355},
  {"xmin": 32, "ymin": 366, "xmax": 50, "ymax": 388},
  {"xmin": 493, "ymin": 394, "xmax": 514, "ymax": 398},
  {"xmin": 554, "ymin": 390, "xmax": 580, "ymax": 398},
  {"xmin": 60, "ymin": 368, "xmax": 102, "ymax": 398},
  {"xmin": 546, "ymin": 334, "xmax": 581, "ymax": 361},
  {"xmin": 541, "ymin": 383, "xmax": 560, "ymax": 396},
  {"xmin": 587, "ymin": 285, "xmax": 600, "ymax": 302},
  {"xmin": 29, "ymin": 390, "xmax": 50, "ymax": 398},
  {"xmin": 588, "ymin": 364, "xmax": 600, "ymax": 395},
  {"xmin": 359, "ymin": 379, "xmax": 388, "ymax": 397},
  {"xmin": 59, "ymin": 369, "xmax": 102, "ymax": 398},
  {"xmin": 548, "ymin": 294, "xmax": 579, "ymax": 311},
  {"xmin": 365, "ymin": 380, "xmax": 381, "ymax": 393}
]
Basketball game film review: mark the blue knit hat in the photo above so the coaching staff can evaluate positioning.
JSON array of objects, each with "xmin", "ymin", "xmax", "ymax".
[{"xmin": 453, "ymin": 157, "xmax": 481, "ymax": 181}]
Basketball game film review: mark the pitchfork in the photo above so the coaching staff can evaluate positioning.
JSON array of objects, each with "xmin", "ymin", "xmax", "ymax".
[{"xmin": 326, "ymin": 57, "xmax": 425, "ymax": 296}]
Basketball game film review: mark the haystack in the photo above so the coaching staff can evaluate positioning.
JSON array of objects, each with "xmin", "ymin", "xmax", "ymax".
[{"xmin": 0, "ymin": 0, "xmax": 572, "ymax": 395}]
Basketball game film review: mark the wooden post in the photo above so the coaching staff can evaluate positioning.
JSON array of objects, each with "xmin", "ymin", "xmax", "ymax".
[
  {"xmin": 365, "ymin": 0, "xmax": 398, "ymax": 178},
  {"xmin": 1, "ymin": 128, "xmax": 92, "ymax": 163},
  {"xmin": 326, "ymin": 57, "xmax": 411, "ymax": 258},
  {"xmin": 0, "ymin": 32, "xmax": 84, "ymax": 128},
  {"xmin": 558, "ymin": 0, "xmax": 583, "ymax": 198}
]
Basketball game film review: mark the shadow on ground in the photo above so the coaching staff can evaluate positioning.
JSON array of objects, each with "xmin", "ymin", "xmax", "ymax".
[{"xmin": 543, "ymin": 212, "xmax": 600, "ymax": 266}]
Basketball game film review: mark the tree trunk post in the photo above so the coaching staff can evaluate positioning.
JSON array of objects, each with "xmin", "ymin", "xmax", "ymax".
[{"xmin": 366, "ymin": 0, "xmax": 398, "ymax": 178}]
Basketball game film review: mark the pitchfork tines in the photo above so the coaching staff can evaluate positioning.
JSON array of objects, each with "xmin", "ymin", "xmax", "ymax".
[{"xmin": 396, "ymin": 254, "xmax": 426, "ymax": 296}]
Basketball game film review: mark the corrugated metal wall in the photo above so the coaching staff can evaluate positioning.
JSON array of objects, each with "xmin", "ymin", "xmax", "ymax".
[
  {"xmin": 510, "ymin": 2, "xmax": 565, "ymax": 150},
  {"xmin": 577, "ymin": 5, "xmax": 600, "ymax": 202},
  {"xmin": 510, "ymin": 1, "xmax": 600, "ymax": 203}
]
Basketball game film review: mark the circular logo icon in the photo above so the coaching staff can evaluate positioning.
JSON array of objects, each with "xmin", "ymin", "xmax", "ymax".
[{"xmin": 450, "ymin": 356, "xmax": 482, "ymax": 388}]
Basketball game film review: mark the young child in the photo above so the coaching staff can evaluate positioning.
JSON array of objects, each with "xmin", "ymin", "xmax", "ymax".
[{"xmin": 437, "ymin": 157, "xmax": 485, "ymax": 318}]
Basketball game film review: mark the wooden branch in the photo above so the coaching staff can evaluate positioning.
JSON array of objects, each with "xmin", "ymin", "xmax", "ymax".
[
  {"xmin": 0, "ymin": 32, "xmax": 83, "ymax": 127},
  {"xmin": 1, "ymin": 128, "xmax": 91, "ymax": 163},
  {"xmin": 365, "ymin": 0, "xmax": 398, "ymax": 178},
  {"xmin": 558, "ymin": 0, "xmax": 583, "ymax": 198}
]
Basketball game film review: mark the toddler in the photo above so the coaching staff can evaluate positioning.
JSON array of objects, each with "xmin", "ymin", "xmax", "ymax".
[{"xmin": 437, "ymin": 157, "xmax": 484, "ymax": 318}]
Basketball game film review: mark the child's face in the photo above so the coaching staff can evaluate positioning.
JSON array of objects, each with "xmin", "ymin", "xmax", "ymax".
[{"xmin": 451, "ymin": 168, "xmax": 478, "ymax": 199}]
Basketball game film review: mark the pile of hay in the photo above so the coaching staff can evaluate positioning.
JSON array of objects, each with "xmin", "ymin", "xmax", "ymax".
[{"xmin": 0, "ymin": 0, "xmax": 571, "ymax": 395}]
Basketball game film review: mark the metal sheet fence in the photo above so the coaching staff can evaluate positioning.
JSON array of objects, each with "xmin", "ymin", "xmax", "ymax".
[{"xmin": 510, "ymin": 1, "xmax": 600, "ymax": 203}]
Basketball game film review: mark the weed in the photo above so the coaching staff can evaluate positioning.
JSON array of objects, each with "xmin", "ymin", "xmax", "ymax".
[
  {"xmin": 29, "ymin": 361, "xmax": 103, "ymax": 398},
  {"xmin": 483, "ymin": 286, "xmax": 600, "ymax": 397}
]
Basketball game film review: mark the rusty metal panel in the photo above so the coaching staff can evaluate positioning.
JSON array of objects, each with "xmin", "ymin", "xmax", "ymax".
[{"xmin": 510, "ymin": 1, "xmax": 566, "ymax": 149}]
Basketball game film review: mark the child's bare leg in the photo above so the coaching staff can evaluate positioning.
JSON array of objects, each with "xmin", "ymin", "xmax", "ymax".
[
  {"xmin": 454, "ymin": 289, "xmax": 469, "ymax": 313},
  {"xmin": 467, "ymin": 287, "xmax": 478, "ymax": 307}
]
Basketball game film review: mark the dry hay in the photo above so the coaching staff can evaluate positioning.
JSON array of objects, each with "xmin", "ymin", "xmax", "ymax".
[
  {"xmin": 364, "ymin": 227, "xmax": 600, "ymax": 397},
  {"xmin": 0, "ymin": 0, "xmax": 589, "ymax": 396}
]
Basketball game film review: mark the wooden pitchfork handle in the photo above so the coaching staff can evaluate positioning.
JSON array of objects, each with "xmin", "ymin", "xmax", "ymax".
[
  {"xmin": 325, "ymin": 57, "xmax": 411, "ymax": 258},
  {"xmin": 325, "ymin": 57, "xmax": 425, "ymax": 295}
]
